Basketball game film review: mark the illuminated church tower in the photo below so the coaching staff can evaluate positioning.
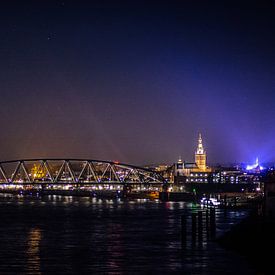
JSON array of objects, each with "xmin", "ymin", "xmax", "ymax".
[{"xmin": 195, "ymin": 133, "xmax": 207, "ymax": 171}]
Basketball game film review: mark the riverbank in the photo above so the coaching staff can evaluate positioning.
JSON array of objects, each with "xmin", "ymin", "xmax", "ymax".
[
  {"xmin": 0, "ymin": 189, "xmax": 160, "ymax": 200},
  {"xmin": 217, "ymin": 211, "xmax": 275, "ymax": 273}
]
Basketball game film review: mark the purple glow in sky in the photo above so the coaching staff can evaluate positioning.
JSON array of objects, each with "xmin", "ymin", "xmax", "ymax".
[{"xmin": 0, "ymin": 1, "xmax": 274, "ymax": 165}]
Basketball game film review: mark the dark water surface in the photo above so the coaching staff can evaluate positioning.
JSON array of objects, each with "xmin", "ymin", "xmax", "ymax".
[{"xmin": 0, "ymin": 194, "xmax": 255, "ymax": 274}]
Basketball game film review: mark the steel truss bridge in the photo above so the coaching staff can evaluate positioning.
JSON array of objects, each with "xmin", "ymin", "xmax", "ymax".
[{"xmin": 0, "ymin": 159, "xmax": 166, "ymax": 193}]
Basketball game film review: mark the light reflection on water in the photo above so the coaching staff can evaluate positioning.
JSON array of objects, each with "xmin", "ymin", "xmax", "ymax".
[
  {"xmin": 26, "ymin": 228, "xmax": 42, "ymax": 275},
  {"xmin": 0, "ymin": 194, "xmax": 255, "ymax": 274}
]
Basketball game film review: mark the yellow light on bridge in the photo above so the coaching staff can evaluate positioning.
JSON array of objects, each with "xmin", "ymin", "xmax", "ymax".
[{"xmin": 31, "ymin": 164, "xmax": 46, "ymax": 180}]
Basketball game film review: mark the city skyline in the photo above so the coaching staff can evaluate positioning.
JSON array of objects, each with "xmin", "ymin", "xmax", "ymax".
[
  {"xmin": 0, "ymin": 1, "xmax": 274, "ymax": 165},
  {"xmin": 0, "ymin": 2, "xmax": 274, "ymax": 274}
]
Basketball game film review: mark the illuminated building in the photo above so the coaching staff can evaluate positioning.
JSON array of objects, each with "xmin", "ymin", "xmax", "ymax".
[
  {"xmin": 192, "ymin": 133, "xmax": 211, "ymax": 173},
  {"xmin": 174, "ymin": 157, "xmax": 184, "ymax": 176},
  {"xmin": 195, "ymin": 133, "xmax": 206, "ymax": 170},
  {"xmin": 171, "ymin": 134, "xmax": 266, "ymax": 194},
  {"xmin": 154, "ymin": 164, "xmax": 173, "ymax": 182},
  {"xmin": 246, "ymin": 157, "xmax": 264, "ymax": 172},
  {"xmin": 174, "ymin": 133, "xmax": 211, "ymax": 184},
  {"xmin": 209, "ymin": 166, "xmax": 263, "ymax": 194}
]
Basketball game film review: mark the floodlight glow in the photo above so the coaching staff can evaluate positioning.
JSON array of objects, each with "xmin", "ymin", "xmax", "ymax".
[{"xmin": 246, "ymin": 158, "xmax": 264, "ymax": 171}]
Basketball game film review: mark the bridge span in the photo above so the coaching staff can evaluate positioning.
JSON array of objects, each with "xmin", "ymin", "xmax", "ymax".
[{"xmin": 0, "ymin": 159, "xmax": 167, "ymax": 196}]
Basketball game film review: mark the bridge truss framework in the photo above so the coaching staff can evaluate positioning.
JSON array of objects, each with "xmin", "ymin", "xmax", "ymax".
[{"xmin": 0, "ymin": 159, "xmax": 166, "ymax": 188}]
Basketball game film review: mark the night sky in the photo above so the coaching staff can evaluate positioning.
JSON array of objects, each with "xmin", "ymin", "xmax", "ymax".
[{"xmin": 0, "ymin": 1, "xmax": 274, "ymax": 165}]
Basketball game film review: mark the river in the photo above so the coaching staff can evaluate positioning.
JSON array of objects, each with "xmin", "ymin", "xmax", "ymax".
[{"xmin": 0, "ymin": 194, "xmax": 255, "ymax": 274}]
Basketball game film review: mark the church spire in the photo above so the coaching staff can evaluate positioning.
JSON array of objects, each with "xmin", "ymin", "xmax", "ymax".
[
  {"xmin": 195, "ymin": 133, "xmax": 207, "ymax": 171},
  {"xmin": 196, "ymin": 133, "xmax": 205, "ymax": 155}
]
